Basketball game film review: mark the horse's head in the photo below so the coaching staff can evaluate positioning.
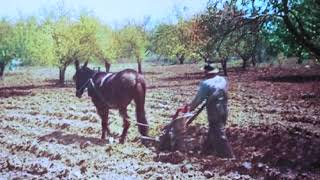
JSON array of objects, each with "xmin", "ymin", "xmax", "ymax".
[{"xmin": 73, "ymin": 60, "xmax": 94, "ymax": 98}]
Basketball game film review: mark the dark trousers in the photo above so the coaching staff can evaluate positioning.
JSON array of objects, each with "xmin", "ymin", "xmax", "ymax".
[{"xmin": 203, "ymin": 89, "xmax": 234, "ymax": 158}]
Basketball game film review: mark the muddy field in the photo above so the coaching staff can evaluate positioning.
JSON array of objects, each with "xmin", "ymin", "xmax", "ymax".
[{"xmin": 0, "ymin": 63, "xmax": 319, "ymax": 179}]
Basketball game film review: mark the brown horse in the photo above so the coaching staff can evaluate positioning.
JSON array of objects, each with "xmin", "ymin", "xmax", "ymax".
[{"xmin": 73, "ymin": 60, "xmax": 148, "ymax": 144}]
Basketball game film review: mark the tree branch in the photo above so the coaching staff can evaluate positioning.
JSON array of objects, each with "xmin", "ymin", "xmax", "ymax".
[{"xmin": 281, "ymin": 0, "xmax": 320, "ymax": 59}]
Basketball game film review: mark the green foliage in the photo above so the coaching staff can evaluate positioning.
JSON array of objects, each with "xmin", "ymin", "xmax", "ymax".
[
  {"xmin": 95, "ymin": 24, "xmax": 118, "ymax": 63},
  {"xmin": 116, "ymin": 25, "xmax": 148, "ymax": 60},
  {"xmin": 245, "ymin": 0, "xmax": 320, "ymax": 61},
  {"xmin": 17, "ymin": 17, "xmax": 55, "ymax": 65},
  {"xmin": 0, "ymin": 8, "xmax": 152, "ymax": 79},
  {"xmin": 0, "ymin": 17, "xmax": 54, "ymax": 66},
  {"xmin": 151, "ymin": 23, "xmax": 177, "ymax": 60},
  {"xmin": 1, "ymin": 0, "xmax": 318, "ymax": 80},
  {"xmin": 114, "ymin": 24, "xmax": 149, "ymax": 73},
  {"xmin": 151, "ymin": 19, "xmax": 194, "ymax": 63},
  {"xmin": 260, "ymin": 0, "xmax": 320, "ymax": 61},
  {"xmin": 197, "ymin": 1, "xmax": 262, "ymax": 59},
  {"xmin": 262, "ymin": 18, "xmax": 309, "ymax": 59},
  {"xmin": 0, "ymin": 19, "xmax": 15, "ymax": 65},
  {"xmin": 48, "ymin": 15, "xmax": 101, "ymax": 69},
  {"xmin": 44, "ymin": 14, "xmax": 109, "ymax": 83}
]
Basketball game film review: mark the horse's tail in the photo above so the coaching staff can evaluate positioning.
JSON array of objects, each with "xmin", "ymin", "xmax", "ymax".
[{"xmin": 134, "ymin": 77, "xmax": 148, "ymax": 137}]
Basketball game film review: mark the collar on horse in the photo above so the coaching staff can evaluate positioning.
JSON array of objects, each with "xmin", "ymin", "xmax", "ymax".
[
  {"xmin": 76, "ymin": 72, "xmax": 114, "ymax": 108},
  {"xmin": 76, "ymin": 72, "xmax": 99, "ymax": 95},
  {"xmin": 99, "ymin": 73, "xmax": 113, "ymax": 87}
]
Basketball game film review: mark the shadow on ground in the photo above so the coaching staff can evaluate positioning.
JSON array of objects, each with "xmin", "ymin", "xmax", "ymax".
[
  {"xmin": 0, "ymin": 89, "xmax": 33, "ymax": 98},
  {"xmin": 0, "ymin": 80, "xmax": 75, "ymax": 98},
  {"xmin": 38, "ymin": 131, "xmax": 108, "ymax": 146}
]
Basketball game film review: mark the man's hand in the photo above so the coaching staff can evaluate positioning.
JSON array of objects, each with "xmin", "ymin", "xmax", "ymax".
[
  {"xmin": 181, "ymin": 104, "xmax": 190, "ymax": 113},
  {"xmin": 171, "ymin": 104, "xmax": 190, "ymax": 120}
]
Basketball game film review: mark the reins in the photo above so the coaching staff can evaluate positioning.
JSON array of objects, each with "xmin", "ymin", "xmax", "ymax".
[
  {"xmin": 76, "ymin": 78, "xmax": 95, "ymax": 95},
  {"xmin": 76, "ymin": 71, "xmax": 99, "ymax": 95}
]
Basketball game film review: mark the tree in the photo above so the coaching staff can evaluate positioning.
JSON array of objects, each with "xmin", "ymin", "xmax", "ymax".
[
  {"xmin": 235, "ymin": 20, "xmax": 261, "ymax": 69},
  {"xmin": 255, "ymin": 0, "xmax": 319, "ymax": 63},
  {"xmin": 243, "ymin": 0, "xmax": 320, "ymax": 61},
  {"xmin": 151, "ymin": 20, "xmax": 194, "ymax": 64},
  {"xmin": 48, "ymin": 14, "xmax": 101, "ymax": 85},
  {"xmin": 16, "ymin": 17, "xmax": 55, "ymax": 66},
  {"xmin": 0, "ymin": 19, "xmax": 15, "ymax": 77},
  {"xmin": 95, "ymin": 25, "xmax": 119, "ymax": 72},
  {"xmin": 194, "ymin": 0, "xmax": 265, "ymax": 75},
  {"xmin": 116, "ymin": 25, "xmax": 148, "ymax": 73},
  {"xmin": 0, "ymin": 17, "xmax": 51, "ymax": 78},
  {"xmin": 262, "ymin": 17, "xmax": 309, "ymax": 64},
  {"xmin": 195, "ymin": 1, "xmax": 244, "ymax": 75},
  {"xmin": 273, "ymin": 0, "xmax": 320, "ymax": 60}
]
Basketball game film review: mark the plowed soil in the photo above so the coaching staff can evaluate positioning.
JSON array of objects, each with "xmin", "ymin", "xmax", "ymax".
[{"xmin": 0, "ymin": 64, "xmax": 319, "ymax": 179}]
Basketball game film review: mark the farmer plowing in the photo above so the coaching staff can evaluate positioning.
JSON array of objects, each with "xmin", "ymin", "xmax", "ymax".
[{"xmin": 159, "ymin": 74, "xmax": 234, "ymax": 158}]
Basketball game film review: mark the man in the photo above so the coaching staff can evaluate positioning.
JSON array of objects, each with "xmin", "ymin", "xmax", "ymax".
[{"xmin": 187, "ymin": 74, "xmax": 234, "ymax": 158}]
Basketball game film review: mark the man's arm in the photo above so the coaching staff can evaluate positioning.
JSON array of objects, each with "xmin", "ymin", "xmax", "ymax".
[{"xmin": 189, "ymin": 82, "xmax": 209, "ymax": 111}]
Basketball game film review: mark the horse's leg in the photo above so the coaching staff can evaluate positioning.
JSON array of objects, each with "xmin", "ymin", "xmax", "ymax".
[
  {"xmin": 97, "ymin": 107, "xmax": 110, "ymax": 140},
  {"xmin": 119, "ymin": 108, "xmax": 130, "ymax": 144}
]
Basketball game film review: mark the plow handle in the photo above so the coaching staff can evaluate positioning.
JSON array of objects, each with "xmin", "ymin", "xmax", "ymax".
[{"xmin": 186, "ymin": 101, "xmax": 207, "ymax": 126}]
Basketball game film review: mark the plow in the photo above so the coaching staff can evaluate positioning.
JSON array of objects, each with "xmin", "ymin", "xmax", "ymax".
[{"xmin": 140, "ymin": 102, "xmax": 207, "ymax": 151}]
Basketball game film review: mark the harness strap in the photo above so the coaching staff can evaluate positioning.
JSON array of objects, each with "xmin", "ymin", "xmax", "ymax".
[
  {"xmin": 76, "ymin": 72, "xmax": 98, "ymax": 94},
  {"xmin": 89, "ymin": 74, "xmax": 115, "ymax": 108},
  {"xmin": 90, "ymin": 78, "xmax": 95, "ymax": 88},
  {"xmin": 77, "ymin": 79, "xmax": 90, "ymax": 94},
  {"xmin": 76, "ymin": 72, "xmax": 116, "ymax": 108},
  {"xmin": 100, "ymin": 73, "xmax": 113, "ymax": 87}
]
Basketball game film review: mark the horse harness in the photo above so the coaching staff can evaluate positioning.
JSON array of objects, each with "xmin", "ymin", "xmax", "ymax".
[
  {"xmin": 77, "ymin": 72, "xmax": 115, "ymax": 108},
  {"xmin": 100, "ymin": 73, "xmax": 113, "ymax": 87}
]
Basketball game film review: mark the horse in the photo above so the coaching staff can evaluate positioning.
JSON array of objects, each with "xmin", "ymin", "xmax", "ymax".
[{"xmin": 73, "ymin": 60, "xmax": 148, "ymax": 144}]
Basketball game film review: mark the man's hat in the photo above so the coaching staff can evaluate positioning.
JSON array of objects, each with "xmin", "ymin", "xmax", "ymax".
[
  {"xmin": 210, "ymin": 68, "xmax": 219, "ymax": 74},
  {"xmin": 202, "ymin": 64, "xmax": 219, "ymax": 74}
]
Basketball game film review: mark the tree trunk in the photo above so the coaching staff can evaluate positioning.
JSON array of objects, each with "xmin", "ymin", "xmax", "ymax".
[
  {"xmin": 137, "ymin": 58, "xmax": 142, "ymax": 74},
  {"xmin": 0, "ymin": 62, "xmax": 5, "ymax": 78},
  {"xmin": 281, "ymin": 0, "xmax": 320, "ymax": 60},
  {"xmin": 157, "ymin": 55, "xmax": 162, "ymax": 61},
  {"xmin": 179, "ymin": 54, "xmax": 185, "ymax": 64},
  {"xmin": 242, "ymin": 58, "xmax": 248, "ymax": 69},
  {"xmin": 297, "ymin": 56, "xmax": 303, "ymax": 64},
  {"xmin": 105, "ymin": 61, "xmax": 111, "ymax": 73},
  {"xmin": 59, "ymin": 66, "xmax": 67, "ymax": 85},
  {"xmin": 251, "ymin": 54, "xmax": 256, "ymax": 67},
  {"xmin": 197, "ymin": 51, "xmax": 208, "ymax": 63},
  {"xmin": 176, "ymin": 53, "xmax": 185, "ymax": 64},
  {"xmin": 297, "ymin": 49, "xmax": 303, "ymax": 64},
  {"xmin": 221, "ymin": 58, "xmax": 228, "ymax": 76},
  {"xmin": 238, "ymin": 53, "xmax": 250, "ymax": 70}
]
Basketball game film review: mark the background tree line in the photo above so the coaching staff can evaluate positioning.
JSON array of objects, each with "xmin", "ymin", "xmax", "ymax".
[
  {"xmin": 0, "ymin": 0, "xmax": 319, "ymax": 83},
  {"xmin": 151, "ymin": 0, "xmax": 319, "ymax": 75},
  {"xmin": 0, "ymin": 7, "xmax": 149, "ymax": 84}
]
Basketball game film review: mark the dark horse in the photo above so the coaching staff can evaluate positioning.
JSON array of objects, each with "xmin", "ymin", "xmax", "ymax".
[{"xmin": 73, "ymin": 60, "xmax": 148, "ymax": 143}]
